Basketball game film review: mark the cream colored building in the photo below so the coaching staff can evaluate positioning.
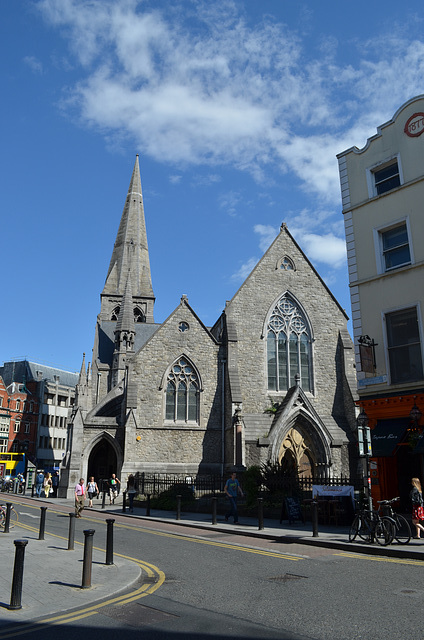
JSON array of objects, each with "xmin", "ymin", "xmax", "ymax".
[{"xmin": 337, "ymin": 96, "xmax": 424, "ymax": 506}]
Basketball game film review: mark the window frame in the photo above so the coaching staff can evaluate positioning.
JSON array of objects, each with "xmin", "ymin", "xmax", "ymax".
[
  {"xmin": 383, "ymin": 305, "xmax": 424, "ymax": 385},
  {"xmin": 366, "ymin": 154, "xmax": 403, "ymax": 199},
  {"xmin": 164, "ymin": 357, "xmax": 200, "ymax": 424},
  {"xmin": 266, "ymin": 293, "xmax": 313, "ymax": 393},
  {"xmin": 374, "ymin": 218, "xmax": 413, "ymax": 275}
]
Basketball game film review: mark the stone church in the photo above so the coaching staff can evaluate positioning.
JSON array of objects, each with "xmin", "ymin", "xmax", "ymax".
[{"xmin": 59, "ymin": 156, "xmax": 357, "ymax": 497}]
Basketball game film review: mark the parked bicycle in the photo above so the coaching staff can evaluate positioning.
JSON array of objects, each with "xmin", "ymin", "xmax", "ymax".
[
  {"xmin": 377, "ymin": 497, "xmax": 411, "ymax": 544},
  {"xmin": 0, "ymin": 503, "xmax": 19, "ymax": 530},
  {"xmin": 349, "ymin": 500, "xmax": 396, "ymax": 546}
]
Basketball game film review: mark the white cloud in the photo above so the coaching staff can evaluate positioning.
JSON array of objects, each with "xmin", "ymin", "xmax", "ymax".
[
  {"xmin": 23, "ymin": 56, "xmax": 43, "ymax": 74},
  {"xmin": 296, "ymin": 232, "xmax": 347, "ymax": 268},
  {"xmin": 231, "ymin": 256, "xmax": 258, "ymax": 282},
  {"xmin": 254, "ymin": 224, "xmax": 279, "ymax": 252},
  {"xmin": 37, "ymin": 0, "xmax": 424, "ymax": 207}
]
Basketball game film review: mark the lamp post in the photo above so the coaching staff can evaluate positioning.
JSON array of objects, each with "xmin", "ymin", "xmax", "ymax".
[{"xmin": 357, "ymin": 409, "xmax": 373, "ymax": 512}]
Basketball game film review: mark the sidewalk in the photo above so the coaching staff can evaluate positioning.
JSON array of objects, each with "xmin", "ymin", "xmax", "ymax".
[
  {"xmin": 0, "ymin": 508, "xmax": 141, "ymax": 626},
  {"xmin": 2, "ymin": 492, "xmax": 424, "ymax": 627},
  {"xmin": 49, "ymin": 493, "xmax": 424, "ymax": 560}
]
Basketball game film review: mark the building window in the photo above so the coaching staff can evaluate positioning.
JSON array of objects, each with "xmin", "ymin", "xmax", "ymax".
[
  {"xmin": 16, "ymin": 399, "xmax": 20, "ymax": 411},
  {"xmin": 24, "ymin": 423, "xmax": 30, "ymax": 434},
  {"xmin": 386, "ymin": 307, "xmax": 423, "ymax": 384},
  {"xmin": 0, "ymin": 441, "xmax": 6, "ymax": 453},
  {"xmin": 165, "ymin": 357, "xmax": 199, "ymax": 423},
  {"xmin": 380, "ymin": 223, "xmax": 411, "ymax": 271},
  {"xmin": 111, "ymin": 306, "xmax": 120, "ymax": 321},
  {"xmin": 134, "ymin": 307, "xmax": 145, "ymax": 323},
  {"xmin": 373, "ymin": 159, "xmax": 400, "ymax": 195},
  {"xmin": 267, "ymin": 294, "xmax": 312, "ymax": 392},
  {"xmin": 0, "ymin": 397, "xmax": 3, "ymax": 407},
  {"xmin": 14, "ymin": 421, "xmax": 20, "ymax": 433}
]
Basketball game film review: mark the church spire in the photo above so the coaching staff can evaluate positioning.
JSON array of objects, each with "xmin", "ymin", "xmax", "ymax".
[{"xmin": 101, "ymin": 155, "xmax": 155, "ymax": 323}]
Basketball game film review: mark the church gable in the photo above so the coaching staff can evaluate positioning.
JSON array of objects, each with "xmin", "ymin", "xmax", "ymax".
[
  {"xmin": 223, "ymin": 223, "xmax": 352, "ymax": 418},
  {"xmin": 131, "ymin": 296, "xmax": 221, "ymax": 432}
]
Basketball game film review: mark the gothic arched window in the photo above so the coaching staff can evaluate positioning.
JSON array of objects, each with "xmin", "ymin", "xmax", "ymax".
[
  {"xmin": 111, "ymin": 306, "xmax": 120, "ymax": 321},
  {"xmin": 165, "ymin": 357, "xmax": 199, "ymax": 423},
  {"xmin": 134, "ymin": 307, "xmax": 146, "ymax": 323},
  {"xmin": 267, "ymin": 295, "xmax": 312, "ymax": 392}
]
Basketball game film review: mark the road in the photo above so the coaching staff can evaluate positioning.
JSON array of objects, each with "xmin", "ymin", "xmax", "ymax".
[{"xmin": 3, "ymin": 499, "xmax": 424, "ymax": 639}]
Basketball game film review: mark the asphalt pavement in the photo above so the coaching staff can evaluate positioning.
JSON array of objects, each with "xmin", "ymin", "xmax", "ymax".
[{"xmin": 2, "ymin": 491, "xmax": 424, "ymax": 628}]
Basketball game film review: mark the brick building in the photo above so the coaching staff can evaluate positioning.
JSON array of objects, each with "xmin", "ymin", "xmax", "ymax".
[
  {"xmin": 0, "ymin": 375, "xmax": 38, "ymax": 457},
  {"xmin": 60, "ymin": 156, "xmax": 358, "ymax": 497}
]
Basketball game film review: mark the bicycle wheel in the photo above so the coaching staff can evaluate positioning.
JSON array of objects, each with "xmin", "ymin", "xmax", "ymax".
[
  {"xmin": 349, "ymin": 515, "xmax": 360, "ymax": 542},
  {"xmin": 357, "ymin": 515, "xmax": 372, "ymax": 543},
  {"xmin": 394, "ymin": 514, "xmax": 411, "ymax": 544},
  {"xmin": 375, "ymin": 518, "xmax": 395, "ymax": 546},
  {"xmin": 0, "ymin": 508, "xmax": 5, "ymax": 530}
]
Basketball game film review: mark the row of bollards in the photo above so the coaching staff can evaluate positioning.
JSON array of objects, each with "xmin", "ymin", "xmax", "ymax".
[{"xmin": 6, "ymin": 505, "xmax": 116, "ymax": 611}]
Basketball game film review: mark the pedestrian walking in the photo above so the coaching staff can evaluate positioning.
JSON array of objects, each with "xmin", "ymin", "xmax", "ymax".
[
  {"xmin": 224, "ymin": 471, "xmax": 244, "ymax": 524},
  {"xmin": 109, "ymin": 473, "xmax": 121, "ymax": 504},
  {"xmin": 75, "ymin": 478, "xmax": 86, "ymax": 517},
  {"xmin": 35, "ymin": 470, "xmax": 44, "ymax": 498},
  {"xmin": 410, "ymin": 477, "xmax": 424, "ymax": 539},
  {"xmin": 51, "ymin": 471, "xmax": 59, "ymax": 498},
  {"xmin": 44, "ymin": 472, "xmax": 52, "ymax": 498},
  {"xmin": 87, "ymin": 476, "xmax": 99, "ymax": 508},
  {"xmin": 127, "ymin": 474, "xmax": 136, "ymax": 513}
]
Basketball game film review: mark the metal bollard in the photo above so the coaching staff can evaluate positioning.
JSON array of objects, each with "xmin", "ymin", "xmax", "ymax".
[
  {"xmin": 211, "ymin": 496, "xmax": 217, "ymax": 525},
  {"xmin": 3, "ymin": 503, "xmax": 12, "ymax": 534},
  {"xmin": 68, "ymin": 513, "xmax": 76, "ymax": 550},
  {"xmin": 31, "ymin": 483, "xmax": 35, "ymax": 498},
  {"xmin": 176, "ymin": 495, "xmax": 181, "ymax": 520},
  {"xmin": 105, "ymin": 518, "xmax": 115, "ymax": 565},
  {"xmin": 146, "ymin": 493, "xmax": 151, "ymax": 516},
  {"xmin": 258, "ymin": 497, "xmax": 264, "ymax": 530},
  {"xmin": 8, "ymin": 540, "xmax": 28, "ymax": 610},
  {"xmin": 311, "ymin": 500, "xmax": 319, "ymax": 537},
  {"xmin": 81, "ymin": 529, "xmax": 95, "ymax": 588},
  {"xmin": 102, "ymin": 487, "xmax": 106, "ymax": 509},
  {"xmin": 38, "ymin": 506, "xmax": 48, "ymax": 540},
  {"xmin": 122, "ymin": 491, "xmax": 127, "ymax": 513}
]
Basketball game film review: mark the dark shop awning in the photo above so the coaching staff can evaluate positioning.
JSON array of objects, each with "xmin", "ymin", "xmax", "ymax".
[{"xmin": 371, "ymin": 418, "xmax": 409, "ymax": 457}]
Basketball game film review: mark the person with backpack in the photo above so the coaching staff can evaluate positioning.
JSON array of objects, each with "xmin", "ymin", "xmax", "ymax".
[
  {"xmin": 410, "ymin": 477, "xmax": 424, "ymax": 539},
  {"xmin": 35, "ymin": 470, "xmax": 45, "ymax": 498}
]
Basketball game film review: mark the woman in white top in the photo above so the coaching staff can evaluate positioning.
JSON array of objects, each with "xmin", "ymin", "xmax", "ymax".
[{"xmin": 87, "ymin": 476, "xmax": 99, "ymax": 508}]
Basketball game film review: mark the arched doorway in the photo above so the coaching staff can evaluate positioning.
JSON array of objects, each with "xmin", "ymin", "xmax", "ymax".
[
  {"xmin": 88, "ymin": 439, "xmax": 117, "ymax": 488},
  {"xmin": 278, "ymin": 426, "xmax": 316, "ymax": 478}
]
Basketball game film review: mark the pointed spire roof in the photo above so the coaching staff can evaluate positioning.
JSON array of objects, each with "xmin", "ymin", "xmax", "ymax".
[
  {"xmin": 115, "ymin": 271, "xmax": 135, "ymax": 334},
  {"xmin": 102, "ymin": 155, "xmax": 154, "ymax": 299},
  {"xmin": 78, "ymin": 353, "xmax": 87, "ymax": 385}
]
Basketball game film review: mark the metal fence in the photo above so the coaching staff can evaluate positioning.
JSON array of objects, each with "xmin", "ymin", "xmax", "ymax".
[{"xmin": 130, "ymin": 472, "xmax": 362, "ymax": 499}]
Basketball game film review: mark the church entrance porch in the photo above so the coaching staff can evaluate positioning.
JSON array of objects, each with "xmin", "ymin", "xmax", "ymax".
[{"xmin": 88, "ymin": 439, "xmax": 118, "ymax": 491}]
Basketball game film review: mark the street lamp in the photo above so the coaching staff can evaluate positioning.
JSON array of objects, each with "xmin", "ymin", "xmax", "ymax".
[
  {"xmin": 357, "ymin": 408, "xmax": 373, "ymax": 512},
  {"xmin": 409, "ymin": 400, "xmax": 422, "ymax": 429}
]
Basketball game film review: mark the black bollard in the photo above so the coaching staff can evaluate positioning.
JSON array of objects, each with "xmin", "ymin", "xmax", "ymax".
[
  {"xmin": 258, "ymin": 497, "xmax": 264, "ymax": 530},
  {"xmin": 105, "ymin": 518, "xmax": 115, "ymax": 565},
  {"xmin": 102, "ymin": 486, "xmax": 106, "ymax": 509},
  {"xmin": 122, "ymin": 491, "xmax": 127, "ymax": 513},
  {"xmin": 311, "ymin": 500, "xmax": 319, "ymax": 537},
  {"xmin": 176, "ymin": 495, "xmax": 181, "ymax": 520},
  {"xmin": 31, "ymin": 483, "xmax": 35, "ymax": 498},
  {"xmin": 38, "ymin": 506, "xmax": 48, "ymax": 540},
  {"xmin": 3, "ymin": 503, "xmax": 12, "ymax": 534},
  {"xmin": 211, "ymin": 496, "xmax": 217, "ymax": 525},
  {"xmin": 146, "ymin": 493, "xmax": 151, "ymax": 516},
  {"xmin": 68, "ymin": 513, "xmax": 76, "ymax": 550},
  {"xmin": 8, "ymin": 540, "xmax": 28, "ymax": 610},
  {"xmin": 81, "ymin": 529, "xmax": 95, "ymax": 588}
]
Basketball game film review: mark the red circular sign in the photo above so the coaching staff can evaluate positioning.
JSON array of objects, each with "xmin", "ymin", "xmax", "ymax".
[{"xmin": 404, "ymin": 112, "xmax": 424, "ymax": 137}]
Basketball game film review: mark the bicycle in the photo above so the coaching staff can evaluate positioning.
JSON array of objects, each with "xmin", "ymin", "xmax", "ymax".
[
  {"xmin": 377, "ymin": 497, "xmax": 411, "ymax": 544},
  {"xmin": 349, "ymin": 501, "xmax": 396, "ymax": 546},
  {"xmin": 0, "ymin": 503, "xmax": 19, "ymax": 529}
]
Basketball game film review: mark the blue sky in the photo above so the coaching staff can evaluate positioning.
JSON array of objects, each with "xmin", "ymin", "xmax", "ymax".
[{"xmin": 1, "ymin": 0, "xmax": 424, "ymax": 373}]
